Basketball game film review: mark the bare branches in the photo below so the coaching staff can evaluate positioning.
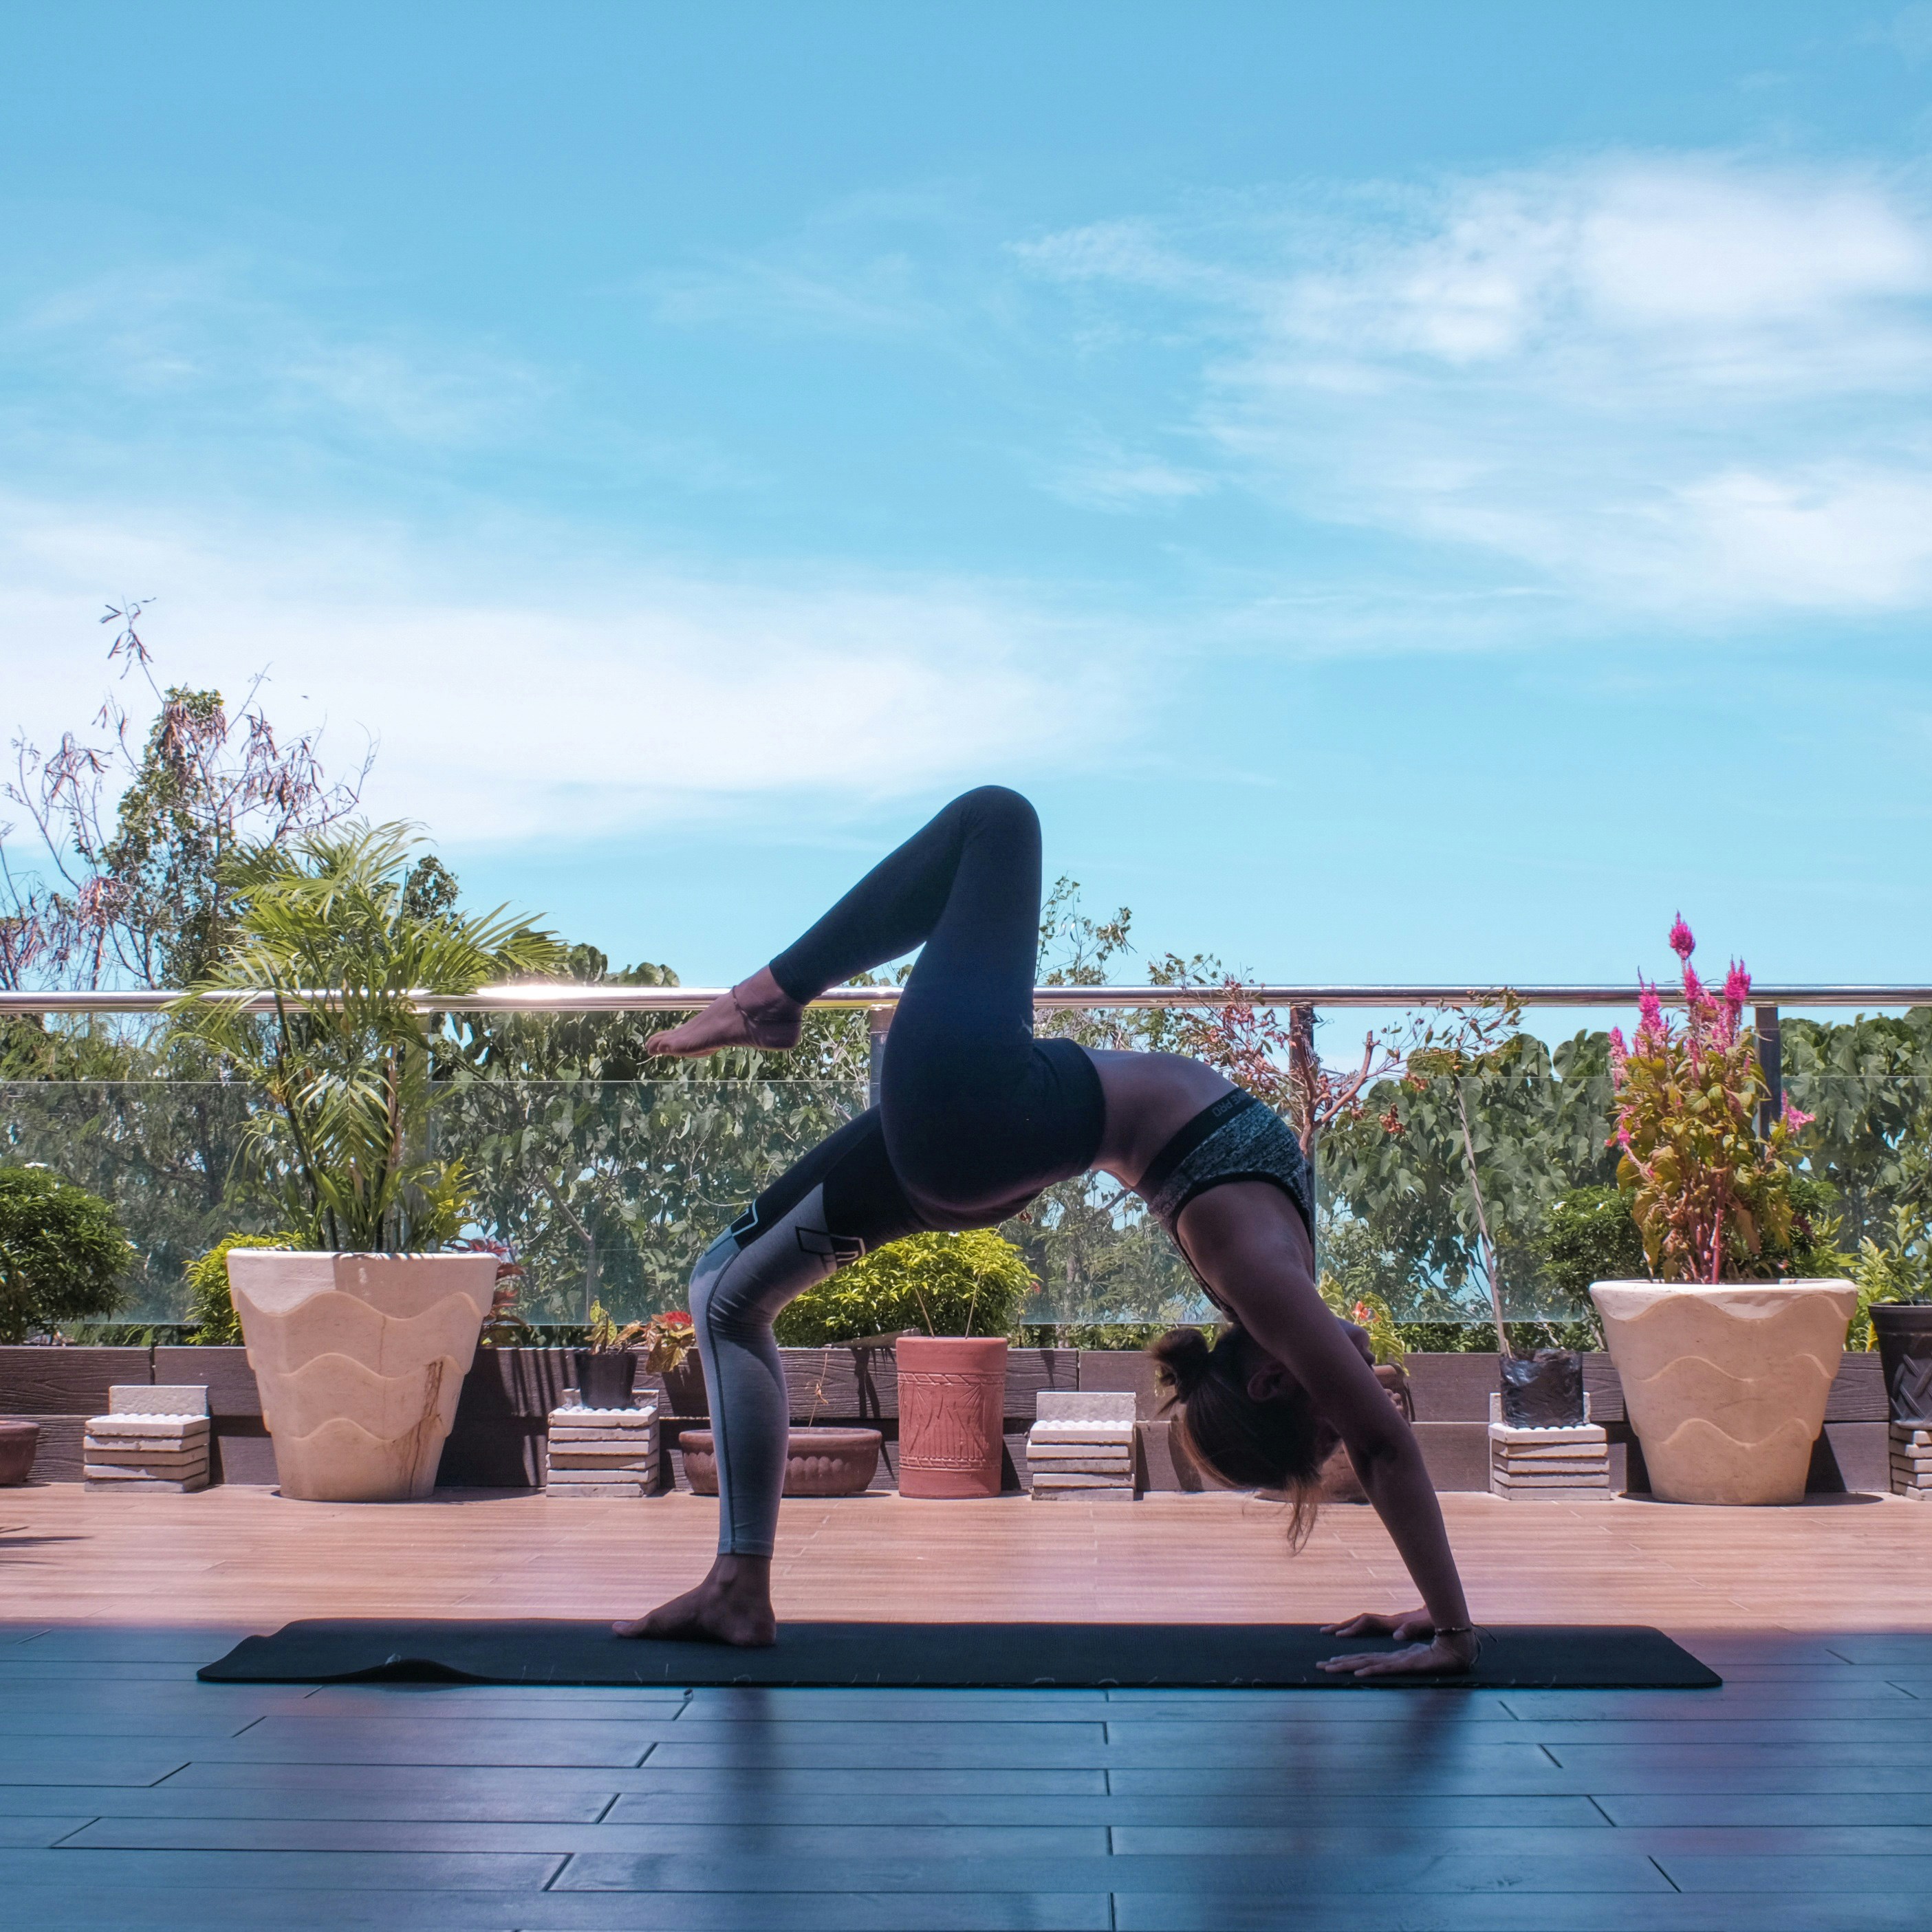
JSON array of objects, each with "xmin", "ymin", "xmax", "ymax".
[{"xmin": 1, "ymin": 607, "xmax": 374, "ymax": 990}]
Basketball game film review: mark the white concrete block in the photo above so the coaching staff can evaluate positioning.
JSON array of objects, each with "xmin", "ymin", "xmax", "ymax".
[
  {"xmin": 1028, "ymin": 1422, "xmax": 1135, "ymax": 1445},
  {"xmin": 1035, "ymin": 1391, "xmax": 1136, "ymax": 1426},
  {"xmin": 109, "ymin": 1385, "xmax": 210, "ymax": 1417}
]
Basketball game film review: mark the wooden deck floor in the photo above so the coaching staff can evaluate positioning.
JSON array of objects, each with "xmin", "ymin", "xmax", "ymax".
[{"xmin": 1, "ymin": 1486, "xmax": 1931, "ymax": 1929}]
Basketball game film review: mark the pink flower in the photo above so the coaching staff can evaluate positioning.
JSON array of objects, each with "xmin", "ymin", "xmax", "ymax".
[
  {"xmin": 1723, "ymin": 961, "xmax": 1751, "ymax": 1012},
  {"xmin": 1682, "ymin": 962, "xmax": 1705, "ymax": 1008},
  {"xmin": 1668, "ymin": 915, "xmax": 1695, "ymax": 962},
  {"xmin": 1781, "ymin": 1098, "xmax": 1814, "ymax": 1133}
]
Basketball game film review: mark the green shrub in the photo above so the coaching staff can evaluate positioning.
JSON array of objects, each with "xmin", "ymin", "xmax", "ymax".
[
  {"xmin": 186, "ymin": 1233, "xmax": 301, "ymax": 1345},
  {"xmin": 773, "ymin": 1230, "xmax": 1038, "ymax": 1345},
  {"xmin": 0, "ymin": 1166, "xmax": 133, "ymax": 1343},
  {"xmin": 1539, "ymin": 1185, "xmax": 1647, "ymax": 1304}
]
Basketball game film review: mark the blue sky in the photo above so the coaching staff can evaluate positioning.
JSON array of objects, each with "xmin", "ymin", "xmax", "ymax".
[{"xmin": 7, "ymin": 2, "xmax": 1932, "ymax": 1012}]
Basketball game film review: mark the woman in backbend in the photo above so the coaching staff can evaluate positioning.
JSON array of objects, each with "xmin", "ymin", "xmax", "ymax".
[{"xmin": 615, "ymin": 788, "xmax": 1475, "ymax": 1679}]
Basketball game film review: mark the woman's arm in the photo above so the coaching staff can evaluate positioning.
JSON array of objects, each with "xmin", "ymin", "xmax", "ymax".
[{"xmin": 1176, "ymin": 1183, "xmax": 1477, "ymax": 1678}]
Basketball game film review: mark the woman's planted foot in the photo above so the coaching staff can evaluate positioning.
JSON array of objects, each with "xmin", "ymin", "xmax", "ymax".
[
  {"xmin": 647, "ymin": 967, "xmax": 803, "ymax": 1057},
  {"xmin": 611, "ymin": 1555, "xmax": 778, "ymax": 1647}
]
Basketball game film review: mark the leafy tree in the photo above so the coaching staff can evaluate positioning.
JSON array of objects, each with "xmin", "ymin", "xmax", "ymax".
[
  {"xmin": 0, "ymin": 1166, "xmax": 133, "ymax": 1341},
  {"xmin": 2, "ymin": 608, "xmax": 369, "ymax": 990},
  {"xmin": 170, "ymin": 823, "xmax": 567, "ymax": 1250},
  {"xmin": 431, "ymin": 944, "xmax": 877, "ymax": 1324},
  {"xmin": 1782, "ymin": 1011, "xmax": 1932, "ymax": 1250}
]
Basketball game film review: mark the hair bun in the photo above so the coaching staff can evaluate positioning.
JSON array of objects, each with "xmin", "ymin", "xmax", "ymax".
[{"xmin": 1149, "ymin": 1327, "xmax": 1214, "ymax": 1400}]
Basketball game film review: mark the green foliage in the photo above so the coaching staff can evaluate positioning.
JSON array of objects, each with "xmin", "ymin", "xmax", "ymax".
[
  {"xmin": 185, "ymin": 1232, "xmax": 300, "ymax": 1344},
  {"xmin": 581, "ymin": 1299, "xmax": 648, "ymax": 1352},
  {"xmin": 1847, "ymin": 1200, "xmax": 1931, "ymax": 1345},
  {"xmin": 1316, "ymin": 1275, "xmax": 1407, "ymax": 1365},
  {"xmin": 0, "ymin": 1165, "xmax": 133, "ymax": 1342},
  {"xmin": 171, "ymin": 823, "xmax": 567, "ymax": 1252},
  {"xmin": 1321, "ymin": 1030, "xmax": 1620, "ymax": 1325},
  {"xmin": 1537, "ymin": 1186, "xmax": 1647, "ymax": 1303},
  {"xmin": 773, "ymin": 1230, "xmax": 1039, "ymax": 1344},
  {"xmin": 1783, "ymin": 1012, "xmax": 1932, "ymax": 1250},
  {"xmin": 1014, "ymin": 1321, "xmax": 1174, "ymax": 1349}
]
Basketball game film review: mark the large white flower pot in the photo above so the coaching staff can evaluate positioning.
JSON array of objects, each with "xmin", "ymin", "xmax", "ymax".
[
  {"xmin": 224, "ymin": 1251, "xmax": 497, "ymax": 1502},
  {"xmin": 1590, "ymin": 1279, "xmax": 1858, "ymax": 1506}
]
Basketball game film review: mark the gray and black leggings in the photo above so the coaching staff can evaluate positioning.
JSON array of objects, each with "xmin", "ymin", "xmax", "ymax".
[{"xmin": 691, "ymin": 787, "xmax": 1106, "ymax": 1555}]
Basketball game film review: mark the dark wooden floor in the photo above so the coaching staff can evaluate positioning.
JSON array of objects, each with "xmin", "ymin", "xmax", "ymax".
[{"xmin": 1, "ymin": 1488, "xmax": 1931, "ymax": 1928}]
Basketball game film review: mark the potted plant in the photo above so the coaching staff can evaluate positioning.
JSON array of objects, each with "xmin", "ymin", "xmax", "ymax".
[
  {"xmin": 776, "ymin": 1229, "xmax": 1036, "ymax": 1498},
  {"xmin": 641, "ymin": 1309, "xmax": 706, "ymax": 1416},
  {"xmin": 1856, "ymin": 1203, "xmax": 1932, "ymax": 1426},
  {"xmin": 1402, "ymin": 997, "xmax": 1591, "ymax": 1426},
  {"xmin": 1592, "ymin": 919, "xmax": 1856, "ymax": 1506},
  {"xmin": 574, "ymin": 1300, "xmax": 647, "ymax": 1411},
  {"xmin": 172, "ymin": 823, "xmax": 566, "ymax": 1501}
]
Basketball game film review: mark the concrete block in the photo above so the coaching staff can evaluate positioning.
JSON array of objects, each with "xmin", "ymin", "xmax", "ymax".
[
  {"xmin": 109, "ymin": 1385, "xmax": 209, "ymax": 1417},
  {"xmin": 1035, "ymin": 1391, "xmax": 1137, "ymax": 1426}
]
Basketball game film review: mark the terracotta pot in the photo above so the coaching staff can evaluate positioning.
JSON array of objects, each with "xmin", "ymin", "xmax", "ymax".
[
  {"xmin": 680, "ymin": 1426, "xmax": 881, "ymax": 1496},
  {"xmin": 224, "ymin": 1250, "xmax": 497, "ymax": 1502},
  {"xmin": 0, "ymin": 1419, "xmax": 39, "ymax": 1486},
  {"xmin": 572, "ymin": 1349, "xmax": 638, "ymax": 1411},
  {"xmin": 895, "ymin": 1334, "xmax": 1007, "ymax": 1498},
  {"xmin": 1871, "ymin": 1304, "xmax": 1932, "ymax": 1426},
  {"xmin": 1591, "ymin": 1279, "xmax": 1858, "ymax": 1505}
]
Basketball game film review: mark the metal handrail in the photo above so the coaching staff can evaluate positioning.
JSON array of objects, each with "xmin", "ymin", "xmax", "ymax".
[{"xmin": 1, "ymin": 983, "xmax": 1929, "ymax": 1016}]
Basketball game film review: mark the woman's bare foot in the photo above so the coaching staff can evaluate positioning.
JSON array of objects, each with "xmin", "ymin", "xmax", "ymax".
[
  {"xmin": 611, "ymin": 1554, "xmax": 777, "ymax": 1647},
  {"xmin": 647, "ymin": 967, "xmax": 803, "ymax": 1057}
]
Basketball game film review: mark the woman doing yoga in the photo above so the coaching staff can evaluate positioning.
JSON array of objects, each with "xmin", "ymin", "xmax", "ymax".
[{"xmin": 615, "ymin": 788, "xmax": 1475, "ymax": 1678}]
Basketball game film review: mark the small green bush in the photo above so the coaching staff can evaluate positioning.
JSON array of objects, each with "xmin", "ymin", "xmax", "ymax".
[
  {"xmin": 0, "ymin": 1166, "xmax": 133, "ymax": 1343},
  {"xmin": 774, "ymin": 1230, "xmax": 1038, "ymax": 1345},
  {"xmin": 1539, "ymin": 1185, "xmax": 1647, "ymax": 1304},
  {"xmin": 186, "ymin": 1233, "xmax": 301, "ymax": 1345}
]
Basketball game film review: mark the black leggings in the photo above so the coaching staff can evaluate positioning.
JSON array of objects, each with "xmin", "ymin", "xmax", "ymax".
[{"xmin": 691, "ymin": 787, "xmax": 1105, "ymax": 1554}]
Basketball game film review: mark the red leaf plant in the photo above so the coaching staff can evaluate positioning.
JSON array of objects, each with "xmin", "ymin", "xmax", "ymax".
[{"xmin": 1609, "ymin": 918, "xmax": 1811, "ymax": 1284}]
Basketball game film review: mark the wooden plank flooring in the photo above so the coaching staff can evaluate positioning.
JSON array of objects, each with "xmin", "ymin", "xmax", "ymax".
[{"xmin": 0, "ymin": 1486, "xmax": 1928, "ymax": 1927}]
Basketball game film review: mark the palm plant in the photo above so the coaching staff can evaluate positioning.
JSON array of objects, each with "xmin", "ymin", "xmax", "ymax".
[{"xmin": 170, "ymin": 822, "xmax": 567, "ymax": 1252}]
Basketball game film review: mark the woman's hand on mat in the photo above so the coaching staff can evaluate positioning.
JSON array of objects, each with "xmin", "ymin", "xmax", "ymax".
[{"xmin": 1316, "ymin": 1611, "xmax": 1479, "ymax": 1678}]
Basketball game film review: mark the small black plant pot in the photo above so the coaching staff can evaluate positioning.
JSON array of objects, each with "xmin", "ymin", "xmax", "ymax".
[
  {"xmin": 1499, "ymin": 1348, "xmax": 1585, "ymax": 1429},
  {"xmin": 659, "ymin": 1354, "xmax": 708, "ymax": 1418},
  {"xmin": 573, "ymin": 1349, "xmax": 638, "ymax": 1411},
  {"xmin": 1870, "ymin": 1304, "xmax": 1932, "ymax": 1425}
]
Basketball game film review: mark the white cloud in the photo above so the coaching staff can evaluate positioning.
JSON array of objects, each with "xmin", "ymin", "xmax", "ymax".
[
  {"xmin": 5, "ymin": 261, "xmax": 547, "ymax": 448},
  {"xmin": 0, "ymin": 500, "xmax": 1122, "ymax": 847},
  {"xmin": 1045, "ymin": 440, "xmax": 1214, "ymax": 512},
  {"xmin": 1023, "ymin": 155, "xmax": 1932, "ymax": 624}
]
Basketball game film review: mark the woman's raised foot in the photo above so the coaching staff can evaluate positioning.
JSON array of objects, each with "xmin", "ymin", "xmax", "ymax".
[{"xmin": 647, "ymin": 967, "xmax": 803, "ymax": 1057}]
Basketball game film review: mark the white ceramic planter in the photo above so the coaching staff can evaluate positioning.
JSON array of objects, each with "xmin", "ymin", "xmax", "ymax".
[
  {"xmin": 224, "ymin": 1251, "xmax": 497, "ymax": 1502},
  {"xmin": 1590, "ymin": 1279, "xmax": 1858, "ymax": 1506}
]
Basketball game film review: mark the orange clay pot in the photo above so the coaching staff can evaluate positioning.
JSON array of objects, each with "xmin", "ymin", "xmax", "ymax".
[{"xmin": 895, "ymin": 1334, "xmax": 1008, "ymax": 1498}]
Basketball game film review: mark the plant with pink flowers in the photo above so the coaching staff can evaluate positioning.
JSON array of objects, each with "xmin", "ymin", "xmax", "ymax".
[{"xmin": 1610, "ymin": 918, "xmax": 1813, "ymax": 1283}]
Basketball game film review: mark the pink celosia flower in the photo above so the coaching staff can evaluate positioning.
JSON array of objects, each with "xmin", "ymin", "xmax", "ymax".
[
  {"xmin": 1669, "ymin": 915, "xmax": 1695, "ymax": 961},
  {"xmin": 1781, "ymin": 1098, "xmax": 1814, "ymax": 1133},
  {"xmin": 1723, "ymin": 961, "xmax": 1751, "ymax": 1011}
]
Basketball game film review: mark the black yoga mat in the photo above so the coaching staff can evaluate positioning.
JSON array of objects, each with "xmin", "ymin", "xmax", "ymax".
[{"xmin": 199, "ymin": 1619, "xmax": 1719, "ymax": 1689}]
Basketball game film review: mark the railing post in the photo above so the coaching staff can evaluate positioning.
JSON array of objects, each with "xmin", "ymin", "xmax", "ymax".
[
  {"xmin": 1755, "ymin": 1003, "xmax": 1782, "ymax": 1138},
  {"xmin": 1288, "ymin": 1002, "xmax": 1320, "ymax": 1274},
  {"xmin": 867, "ymin": 1004, "xmax": 893, "ymax": 1109}
]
